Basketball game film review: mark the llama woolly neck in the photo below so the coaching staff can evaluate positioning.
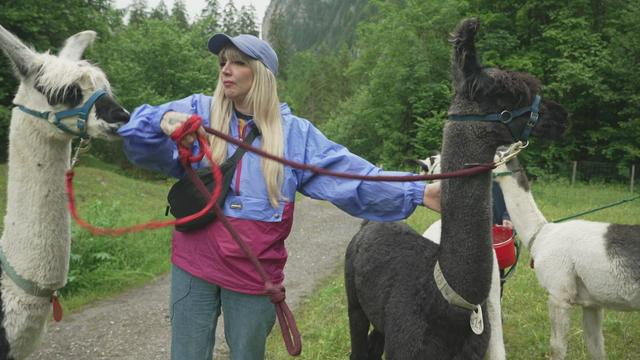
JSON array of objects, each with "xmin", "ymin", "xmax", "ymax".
[
  {"xmin": 438, "ymin": 121, "xmax": 495, "ymax": 304},
  {"xmin": 1, "ymin": 110, "xmax": 72, "ymax": 290},
  {"xmin": 494, "ymin": 164, "xmax": 547, "ymax": 251},
  {"xmin": 0, "ymin": 25, "xmax": 131, "ymax": 360}
]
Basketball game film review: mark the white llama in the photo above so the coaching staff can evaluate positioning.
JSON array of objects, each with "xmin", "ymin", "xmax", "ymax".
[
  {"xmin": 0, "ymin": 25, "xmax": 129, "ymax": 359},
  {"xmin": 494, "ymin": 156, "xmax": 640, "ymax": 360},
  {"xmin": 418, "ymin": 155, "xmax": 506, "ymax": 360}
]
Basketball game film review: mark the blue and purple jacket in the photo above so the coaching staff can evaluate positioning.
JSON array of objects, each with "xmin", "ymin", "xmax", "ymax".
[{"xmin": 118, "ymin": 94, "xmax": 426, "ymax": 294}]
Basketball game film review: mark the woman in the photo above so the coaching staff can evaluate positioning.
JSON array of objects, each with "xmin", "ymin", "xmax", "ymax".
[{"xmin": 118, "ymin": 33, "xmax": 441, "ymax": 360}]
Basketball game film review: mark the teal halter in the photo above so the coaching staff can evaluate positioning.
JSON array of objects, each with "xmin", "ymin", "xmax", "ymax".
[
  {"xmin": 0, "ymin": 244, "xmax": 57, "ymax": 298},
  {"xmin": 16, "ymin": 89, "xmax": 107, "ymax": 139},
  {"xmin": 448, "ymin": 95, "xmax": 542, "ymax": 142}
]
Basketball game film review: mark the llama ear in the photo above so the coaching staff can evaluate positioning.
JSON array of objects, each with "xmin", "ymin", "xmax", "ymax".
[
  {"xmin": 405, "ymin": 159, "xmax": 432, "ymax": 173},
  {"xmin": 415, "ymin": 159, "xmax": 432, "ymax": 172},
  {"xmin": 450, "ymin": 18, "xmax": 485, "ymax": 96},
  {"xmin": 0, "ymin": 24, "xmax": 38, "ymax": 78},
  {"xmin": 58, "ymin": 30, "xmax": 96, "ymax": 61}
]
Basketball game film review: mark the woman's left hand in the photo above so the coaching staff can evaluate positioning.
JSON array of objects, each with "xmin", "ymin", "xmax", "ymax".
[
  {"xmin": 161, "ymin": 111, "xmax": 206, "ymax": 148},
  {"xmin": 423, "ymin": 181, "xmax": 441, "ymax": 213}
]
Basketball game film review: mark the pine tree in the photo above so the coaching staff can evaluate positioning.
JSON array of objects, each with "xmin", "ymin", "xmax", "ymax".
[
  {"xmin": 237, "ymin": 5, "xmax": 259, "ymax": 36},
  {"xmin": 265, "ymin": 13, "xmax": 292, "ymax": 78},
  {"xmin": 222, "ymin": 0, "xmax": 239, "ymax": 36},
  {"xmin": 171, "ymin": 0, "xmax": 189, "ymax": 29},
  {"xmin": 128, "ymin": 0, "xmax": 149, "ymax": 26},
  {"xmin": 199, "ymin": 0, "xmax": 221, "ymax": 34},
  {"xmin": 150, "ymin": 1, "xmax": 169, "ymax": 21}
]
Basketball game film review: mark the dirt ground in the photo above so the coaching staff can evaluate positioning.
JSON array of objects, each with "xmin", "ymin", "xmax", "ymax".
[{"xmin": 30, "ymin": 197, "xmax": 362, "ymax": 360}]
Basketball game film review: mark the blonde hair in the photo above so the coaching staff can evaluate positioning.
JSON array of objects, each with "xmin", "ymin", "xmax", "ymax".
[{"xmin": 209, "ymin": 46, "xmax": 284, "ymax": 208}]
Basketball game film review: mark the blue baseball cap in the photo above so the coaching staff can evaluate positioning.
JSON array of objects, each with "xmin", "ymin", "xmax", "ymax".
[{"xmin": 207, "ymin": 33, "xmax": 279, "ymax": 76}]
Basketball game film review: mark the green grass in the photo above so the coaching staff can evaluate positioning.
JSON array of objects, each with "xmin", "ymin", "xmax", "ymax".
[
  {"xmin": 266, "ymin": 180, "xmax": 640, "ymax": 359},
  {"xmin": 0, "ymin": 159, "xmax": 174, "ymax": 312},
  {"xmin": 266, "ymin": 270, "xmax": 352, "ymax": 360},
  {"xmin": 2, "ymin": 157, "xmax": 637, "ymax": 358}
]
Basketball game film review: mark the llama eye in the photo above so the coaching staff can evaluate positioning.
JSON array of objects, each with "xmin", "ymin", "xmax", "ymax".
[
  {"xmin": 34, "ymin": 81, "xmax": 83, "ymax": 107},
  {"xmin": 62, "ymin": 84, "xmax": 83, "ymax": 108}
]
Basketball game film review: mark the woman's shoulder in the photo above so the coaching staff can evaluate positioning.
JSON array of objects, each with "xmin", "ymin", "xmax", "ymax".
[
  {"xmin": 157, "ymin": 93, "xmax": 212, "ymax": 107},
  {"xmin": 133, "ymin": 94, "xmax": 212, "ymax": 115},
  {"xmin": 280, "ymin": 103, "xmax": 313, "ymax": 131},
  {"xmin": 191, "ymin": 93, "xmax": 212, "ymax": 102},
  {"xmin": 190, "ymin": 94, "xmax": 212, "ymax": 110},
  {"xmin": 280, "ymin": 103, "xmax": 333, "ymax": 156}
]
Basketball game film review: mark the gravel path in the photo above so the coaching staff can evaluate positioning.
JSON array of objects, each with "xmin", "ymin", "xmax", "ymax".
[{"xmin": 31, "ymin": 197, "xmax": 362, "ymax": 360}]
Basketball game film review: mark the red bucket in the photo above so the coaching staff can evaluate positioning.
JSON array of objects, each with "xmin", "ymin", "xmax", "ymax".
[{"xmin": 492, "ymin": 225, "xmax": 516, "ymax": 270}]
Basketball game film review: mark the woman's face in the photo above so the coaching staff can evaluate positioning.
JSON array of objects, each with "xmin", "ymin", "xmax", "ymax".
[{"xmin": 219, "ymin": 55, "xmax": 254, "ymax": 105}]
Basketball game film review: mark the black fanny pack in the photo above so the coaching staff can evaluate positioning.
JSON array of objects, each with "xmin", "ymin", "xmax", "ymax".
[{"xmin": 167, "ymin": 126, "xmax": 260, "ymax": 232}]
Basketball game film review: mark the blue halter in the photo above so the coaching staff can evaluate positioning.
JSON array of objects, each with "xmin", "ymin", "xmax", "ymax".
[
  {"xmin": 448, "ymin": 95, "xmax": 542, "ymax": 142},
  {"xmin": 16, "ymin": 89, "xmax": 107, "ymax": 139}
]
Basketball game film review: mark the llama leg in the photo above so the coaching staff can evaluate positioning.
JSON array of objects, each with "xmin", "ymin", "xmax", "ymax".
[
  {"xmin": 383, "ymin": 310, "xmax": 431, "ymax": 360},
  {"xmin": 2, "ymin": 282, "xmax": 51, "ymax": 360},
  {"xmin": 347, "ymin": 300, "xmax": 372, "ymax": 360},
  {"xmin": 367, "ymin": 329, "xmax": 384, "ymax": 360},
  {"xmin": 582, "ymin": 306, "xmax": 605, "ymax": 360},
  {"xmin": 548, "ymin": 296, "xmax": 572, "ymax": 360},
  {"xmin": 345, "ymin": 249, "xmax": 372, "ymax": 360},
  {"xmin": 484, "ymin": 253, "xmax": 505, "ymax": 360}
]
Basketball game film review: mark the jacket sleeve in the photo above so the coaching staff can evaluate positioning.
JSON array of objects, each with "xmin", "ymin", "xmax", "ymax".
[
  {"xmin": 117, "ymin": 94, "xmax": 211, "ymax": 178},
  {"xmin": 294, "ymin": 120, "xmax": 426, "ymax": 221}
]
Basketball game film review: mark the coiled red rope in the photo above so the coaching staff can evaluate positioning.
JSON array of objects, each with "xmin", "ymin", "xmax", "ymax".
[
  {"xmin": 65, "ymin": 115, "xmax": 496, "ymax": 356},
  {"xmin": 66, "ymin": 118, "xmax": 223, "ymax": 236},
  {"xmin": 170, "ymin": 115, "xmax": 301, "ymax": 355}
]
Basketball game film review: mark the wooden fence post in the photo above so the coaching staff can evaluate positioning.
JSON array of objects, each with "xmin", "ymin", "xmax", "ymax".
[
  {"xmin": 631, "ymin": 164, "xmax": 636, "ymax": 193},
  {"xmin": 571, "ymin": 161, "xmax": 578, "ymax": 186}
]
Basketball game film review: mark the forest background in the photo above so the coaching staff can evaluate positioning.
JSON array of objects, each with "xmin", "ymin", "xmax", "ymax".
[{"xmin": 0, "ymin": 0, "xmax": 638, "ymax": 178}]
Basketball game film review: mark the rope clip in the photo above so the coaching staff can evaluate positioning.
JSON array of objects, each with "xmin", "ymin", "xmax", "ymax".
[
  {"xmin": 494, "ymin": 141, "xmax": 528, "ymax": 167},
  {"xmin": 70, "ymin": 138, "xmax": 92, "ymax": 169}
]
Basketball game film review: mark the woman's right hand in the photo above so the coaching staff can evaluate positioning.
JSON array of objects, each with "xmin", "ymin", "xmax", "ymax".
[
  {"xmin": 423, "ymin": 181, "xmax": 441, "ymax": 213},
  {"xmin": 161, "ymin": 112, "xmax": 205, "ymax": 148}
]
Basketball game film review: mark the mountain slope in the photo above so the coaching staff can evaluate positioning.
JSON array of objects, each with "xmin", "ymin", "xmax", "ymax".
[{"xmin": 262, "ymin": 0, "xmax": 372, "ymax": 51}]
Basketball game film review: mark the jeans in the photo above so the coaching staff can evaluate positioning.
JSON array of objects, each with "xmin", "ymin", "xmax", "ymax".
[{"xmin": 170, "ymin": 265, "xmax": 276, "ymax": 360}]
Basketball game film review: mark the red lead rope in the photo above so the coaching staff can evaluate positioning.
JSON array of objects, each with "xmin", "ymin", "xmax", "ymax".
[
  {"xmin": 65, "ymin": 116, "xmax": 223, "ymax": 236},
  {"xmin": 66, "ymin": 166, "xmax": 222, "ymax": 235},
  {"xmin": 201, "ymin": 126, "xmax": 496, "ymax": 182},
  {"xmin": 66, "ymin": 115, "xmax": 301, "ymax": 355},
  {"xmin": 171, "ymin": 115, "xmax": 301, "ymax": 355},
  {"xmin": 66, "ymin": 115, "xmax": 497, "ymax": 356}
]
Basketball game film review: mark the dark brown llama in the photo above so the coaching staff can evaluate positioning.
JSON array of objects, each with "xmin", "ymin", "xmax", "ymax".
[{"xmin": 344, "ymin": 18, "xmax": 567, "ymax": 359}]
